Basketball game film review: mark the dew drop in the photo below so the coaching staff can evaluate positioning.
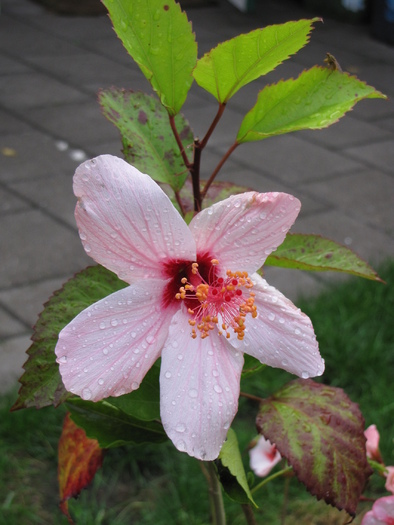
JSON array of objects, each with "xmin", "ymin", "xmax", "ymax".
[
  {"xmin": 103, "ymin": 348, "xmax": 109, "ymax": 355},
  {"xmin": 99, "ymin": 321, "xmax": 106, "ymax": 330},
  {"xmin": 176, "ymin": 423, "xmax": 186, "ymax": 433},
  {"xmin": 111, "ymin": 319, "xmax": 118, "ymax": 327},
  {"xmin": 82, "ymin": 388, "xmax": 92, "ymax": 400},
  {"xmin": 177, "ymin": 354, "xmax": 183, "ymax": 360},
  {"xmin": 214, "ymin": 384, "xmax": 223, "ymax": 394},
  {"xmin": 268, "ymin": 312, "xmax": 275, "ymax": 321},
  {"xmin": 301, "ymin": 371, "xmax": 309, "ymax": 379},
  {"xmin": 177, "ymin": 440, "xmax": 186, "ymax": 452},
  {"xmin": 131, "ymin": 332, "xmax": 137, "ymax": 338},
  {"xmin": 131, "ymin": 381, "xmax": 139, "ymax": 389},
  {"xmin": 212, "ymin": 370, "xmax": 219, "ymax": 377},
  {"xmin": 165, "ymin": 371, "xmax": 172, "ymax": 379},
  {"xmin": 58, "ymin": 355, "xmax": 68, "ymax": 364},
  {"xmin": 98, "ymin": 378, "xmax": 104, "ymax": 385},
  {"xmin": 189, "ymin": 389, "xmax": 198, "ymax": 398}
]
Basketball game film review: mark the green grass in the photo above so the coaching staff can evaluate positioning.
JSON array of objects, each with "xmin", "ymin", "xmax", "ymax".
[{"xmin": 1, "ymin": 261, "xmax": 393, "ymax": 525}]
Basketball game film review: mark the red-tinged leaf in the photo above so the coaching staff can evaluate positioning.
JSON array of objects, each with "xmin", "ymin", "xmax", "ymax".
[
  {"xmin": 265, "ymin": 233, "xmax": 382, "ymax": 282},
  {"xmin": 58, "ymin": 413, "xmax": 104, "ymax": 523},
  {"xmin": 256, "ymin": 379, "xmax": 372, "ymax": 516},
  {"xmin": 11, "ymin": 265, "xmax": 127, "ymax": 411}
]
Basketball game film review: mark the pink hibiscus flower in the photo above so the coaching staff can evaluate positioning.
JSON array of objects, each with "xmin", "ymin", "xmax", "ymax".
[
  {"xmin": 361, "ymin": 496, "xmax": 394, "ymax": 525},
  {"xmin": 55, "ymin": 155, "xmax": 324, "ymax": 460},
  {"xmin": 365, "ymin": 424, "xmax": 383, "ymax": 463},
  {"xmin": 249, "ymin": 435, "xmax": 282, "ymax": 477}
]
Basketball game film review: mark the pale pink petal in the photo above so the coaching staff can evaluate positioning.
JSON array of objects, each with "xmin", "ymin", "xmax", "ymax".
[
  {"xmin": 249, "ymin": 436, "xmax": 282, "ymax": 477},
  {"xmin": 55, "ymin": 280, "xmax": 176, "ymax": 401},
  {"xmin": 385, "ymin": 467, "xmax": 394, "ymax": 494},
  {"xmin": 229, "ymin": 274, "xmax": 324, "ymax": 379},
  {"xmin": 361, "ymin": 496, "xmax": 394, "ymax": 525},
  {"xmin": 74, "ymin": 155, "xmax": 195, "ymax": 283},
  {"xmin": 365, "ymin": 424, "xmax": 382, "ymax": 461},
  {"xmin": 160, "ymin": 309, "xmax": 244, "ymax": 460},
  {"xmin": 189, "ymin": 192, "xmax": 300, "ymax": 275}
]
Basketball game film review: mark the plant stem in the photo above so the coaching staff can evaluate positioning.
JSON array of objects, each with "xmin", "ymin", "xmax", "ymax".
[
  {"xmin": 201, "ymin": 141, "xmax": 238, "ymax": 200},
  {"xmin": 169, "ymin": 114, "xmax": 191, "ymax": 170},
  {"xmin": 239, "ymin": 391, "xmax": 263, "ymax": 404},
  {"xmin": 204, "ymin": 461, "xmax": 227, "ymax": 525},
  {"xmin": 251, "ymin": 466, "xmax": 293, "ymax": 495},
  {"xmin": 192, "ymin": 138, "xmax": 202, "ymax": 212},
  {"xmin": 241, "ymin": 504, "xmax": 258, "ymax": 525},
  {"xmin": 200, "ymin": 103, "xmax": 226, "ymax": 149}
]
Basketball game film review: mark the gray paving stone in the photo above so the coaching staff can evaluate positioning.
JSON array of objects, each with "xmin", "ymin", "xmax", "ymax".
[
  {"xmin": 0, "ymin": 186, "xmax": 30, "ymax": 215},
  {"xmin": 24, "ymin": 100, "xmax": 120, "ymax": 150},
  {"xmin": 25, "ymin": 52, "xmax": 141, "ymax": 94},
  {"xmin": 0, "ymin": 131, "xmax": 84, "ymax": 182},
  {"xmin": 345, "ymin": 140, "xmax": 394, "ymax": 174},
  {"xmin": 0, "ymin": 109, "xmax": 33, "ymax": 135},
  {"xmin": 263, "ymin": 266, "xmax": 327, "ymax": 303},
  {"xmin": 227, "ymin": 134, "xmax": 364, "ymax": 184},
  {"xmin": 9, "ymin": 173, "xmax": 77, "ymax": 228},
  {"xmin": 0, "ymin": 72, "xmax": 88, "ymax": 110},
  {"xmin": 305, "ymin": 169, "xmax": 394, "ymax": 237},
  {"xmin": 0, "ymin": 307, "xmax": 27, "ymax": 338},
  {"xmin": 0, "ymin": 277, "xmax": 66, "ymax": 328},
  {"xmin": 0, "ymin": 16, "xmax": 83, "ymax": 57},
  {"xmin": 0, "ymin": 209, "xmax": 91, "ymax": 288},
  {"xmin": 0, "ymin": 334, "xmax": 32, "ymax": 394},
  {"xmin": 299, "ymin": 116, "xmax": 392, "ymax": 150},
  {"xmin": 0, "ymin": 55, "xmax": 31, "ymax": 74}
]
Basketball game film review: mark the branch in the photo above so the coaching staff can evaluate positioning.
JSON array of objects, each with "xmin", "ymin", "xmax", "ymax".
[
  {"xmin": 201, "ymin": 141, "xmax": 238, "ymax": 200},
  {"xmin": 200, "ymin": 103, "xmax": 227, "ymax": 150},
  {"xmin": 169, "ymin": 114, "xmax": 192, "ymax": 169}
]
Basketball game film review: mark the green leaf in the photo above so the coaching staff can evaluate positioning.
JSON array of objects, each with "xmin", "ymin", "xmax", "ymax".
[
  {"xmin": 237, "ymin": 67, "xmax": 387, "ymax": 142},
  {"xmin": 67, "ymin": 397, "xmax": 167, "ymax": 448},
  {"xmin": 193, "ymin": 19, "xmax": 320, "ymax": 103},
  {"xmin": 102, "ymin": 0, "xmax": 197, "ymax": 115},
  {"xmin": 108, "ymin": 362, "xmax": 161, "ymax": 421},
  {"xmin": 12, "ymin": 266, "xmax": 127, "ymax": 411},
  {"xmin": 216, "ymin": 428, "xmax": 256, "ymax": 506},
  {"xmin": 265, "ymin": 233, "xmax": 382, "ymax": 281},
  {"xmin": 99, "ymin": 89, "xmax": 193, "ymax": 192},
  {"xmin": 256, "ymin": 379, "xmax": 372, "ymax": 516},
  {"xmin": 241, "ymin": 354, "xmax": 266, "ymax": 379}
]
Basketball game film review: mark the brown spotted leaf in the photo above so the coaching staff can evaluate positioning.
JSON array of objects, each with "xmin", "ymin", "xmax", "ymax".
[
  {"xmin": 58, "ymin": 413, "xmax": 104, "ymax": 523},
  {"xmin": 99, "ymin": 89, "xmax": 193, "ymax": 192},
  {"xmin": 256, "ymin": 379, "xmax": 372, "ymax": 516}
]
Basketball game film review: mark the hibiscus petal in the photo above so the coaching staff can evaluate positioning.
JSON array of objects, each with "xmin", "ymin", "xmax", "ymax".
[
  {"xmin": 160, "ymin": 309, "xmax": 244, "ymax": 460},
  {"xmin": 229, "ymin": 274, "xmax": 324, "ymax": 379},
  {"xmin": 361, "ymin": 496, "xmax": 394, "ymax": 525},
  {"xmin": 55, "ymin": 280, "xmax": 176, "ymax": 401},
  {"xmin": 74, "ymin": 155, "xmax": 196, "ymax": 283},
  {"xmin": 249, "ymin": 435, "xmax": 282, "ymax": 477},
  {"xmin": 189, "ymin": 192, "xmax": 300, "ymax": 274}
]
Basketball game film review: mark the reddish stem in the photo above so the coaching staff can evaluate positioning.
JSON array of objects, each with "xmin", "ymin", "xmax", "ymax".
[{"xmin": 201, "ymin": 141, "xmax": 239, "ymax": 199}]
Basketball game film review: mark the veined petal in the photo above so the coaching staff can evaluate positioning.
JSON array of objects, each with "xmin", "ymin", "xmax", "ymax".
[
  {"xmin": 361, "ymin": 496, "xmax": 394, "ymax": 525},
  {"xmin": 229, "ymin": 274, "xmax": 324, "ymax": 379},
  {"xmin": 55, "ymin": 280, "xmax": 176, "ymax": 401},
  {"xmin": 189, "ymin": 192, "xmax": 300, "ymax": 274},
  {"xmin": 74, "ymin": 155, "xmax": 196, "ymax": 283},
  {"xmin": 160, "ymin": 309, "xmax": 244, "ymax": 460},
  {"xmin": 249, "ymin": 435, "xmax": 281, "ymax": 477}
]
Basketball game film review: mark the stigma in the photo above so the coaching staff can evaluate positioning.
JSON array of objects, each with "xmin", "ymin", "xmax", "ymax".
[{"xmin": 175, "ymin": 259, "xmax": 257, "ymax": 340}]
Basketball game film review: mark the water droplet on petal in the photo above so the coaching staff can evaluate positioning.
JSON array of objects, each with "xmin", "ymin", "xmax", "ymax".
[
  {"xmin": 111, "ymin": 319, "xmax": 118, "ymax": 327},
  {"xmin": 131, "ymin": 381, "xmax": 139, "ymax": 389},
  {"xmin": 98, "ymin": 378, "xmax": 104, "ymax": 385},
  {"xmin": 189, "ymin": 389, "xmax": 198, "ymax": 398},
  {"xmin": 58, "ymin": 355, "xmax": 67, "ymax": 364},
  {"xmin": 177, "ymin": 440, "xmax": 186, "ymax": 452},
  {"xmin": 301, "ymin": 371, "xmax": 309, "ymax": 379},
  {"xmin": 176, "ymin": 423, "xmax": 186, "ymax": 433},
  {"xmin": 165, "ymin": 371, "xmax": 172, "ymax": 379},
  {"xmin": 99, "ymin": 321, "xmax": 106, "ymax": 330},
  {"xmin": 82, "ymin": 388, "xmax": 92, "ymax": 400},
  {"xmin": 214, "ymin": 384, "xmax": 223, "ymax": 394}
]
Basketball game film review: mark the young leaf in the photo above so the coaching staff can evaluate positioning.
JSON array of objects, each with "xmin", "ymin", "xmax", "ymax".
[
  {"xmin": 99, "ymin": 89, "xmax": 193, "ymax": 192},
  {"xmin": 102, "ymin": 0, "xmax": 197, "ymax": 115},
  {"xmin": 108, "ymin": 362, "xmax": 161, "ymax": 421},
  {"xmin": 67, "ymin": 397, "xmax": 167, "ymax": 448},
  {"xmin": 193, "ymin": 19, "xmax": 320, "ymax": 103},
  {"xmin": 237, "ymin": 67, "xmax": 386, "ymax": 142},
  {"xmin": 265, "ymin": 233, "xmax": 382, "ymax": 281},
  {"xmin": 58, "ymin": 413, "xmax": 104, "ymax": 523},
  {"xmin": 256, "ymin": 379, "xmax": 372, "ymax": 516},
  {"xmin": 216, "ymin": 428, "xmax": 256, "ymax": 506},
  {"xmin": 12, "ymin": 266, "xmax": 127, "ymax": 411}
]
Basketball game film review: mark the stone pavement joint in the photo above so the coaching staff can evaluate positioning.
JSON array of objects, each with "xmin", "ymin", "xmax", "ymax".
[{"xmin": 1, "ymin": 0, "xmax": 393, "ymax": 394}]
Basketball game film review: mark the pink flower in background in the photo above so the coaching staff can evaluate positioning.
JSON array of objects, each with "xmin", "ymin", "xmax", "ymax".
[
  {"xmin": 385, "ymin": 467, "xmax": 394, "ymax": 495},
  {"xmin": 365, "ymin": 424, "xmax": 383, "ymax": 463},
  {"xmin": 55, "ymin": 155, "xmax": 324, "ymax": 461},
  {"xmin": 249, "ymin": 436, "xmax": 281, "ymax": 477},
  {"xmin": 361, "ymin": 496, "xmax": 394, "ymax": 525}
]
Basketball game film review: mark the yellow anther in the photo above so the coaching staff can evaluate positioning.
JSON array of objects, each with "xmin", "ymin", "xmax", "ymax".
[{"xmin": 211, "ymin": 259, "xmax": 219, "ymax": 265}]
